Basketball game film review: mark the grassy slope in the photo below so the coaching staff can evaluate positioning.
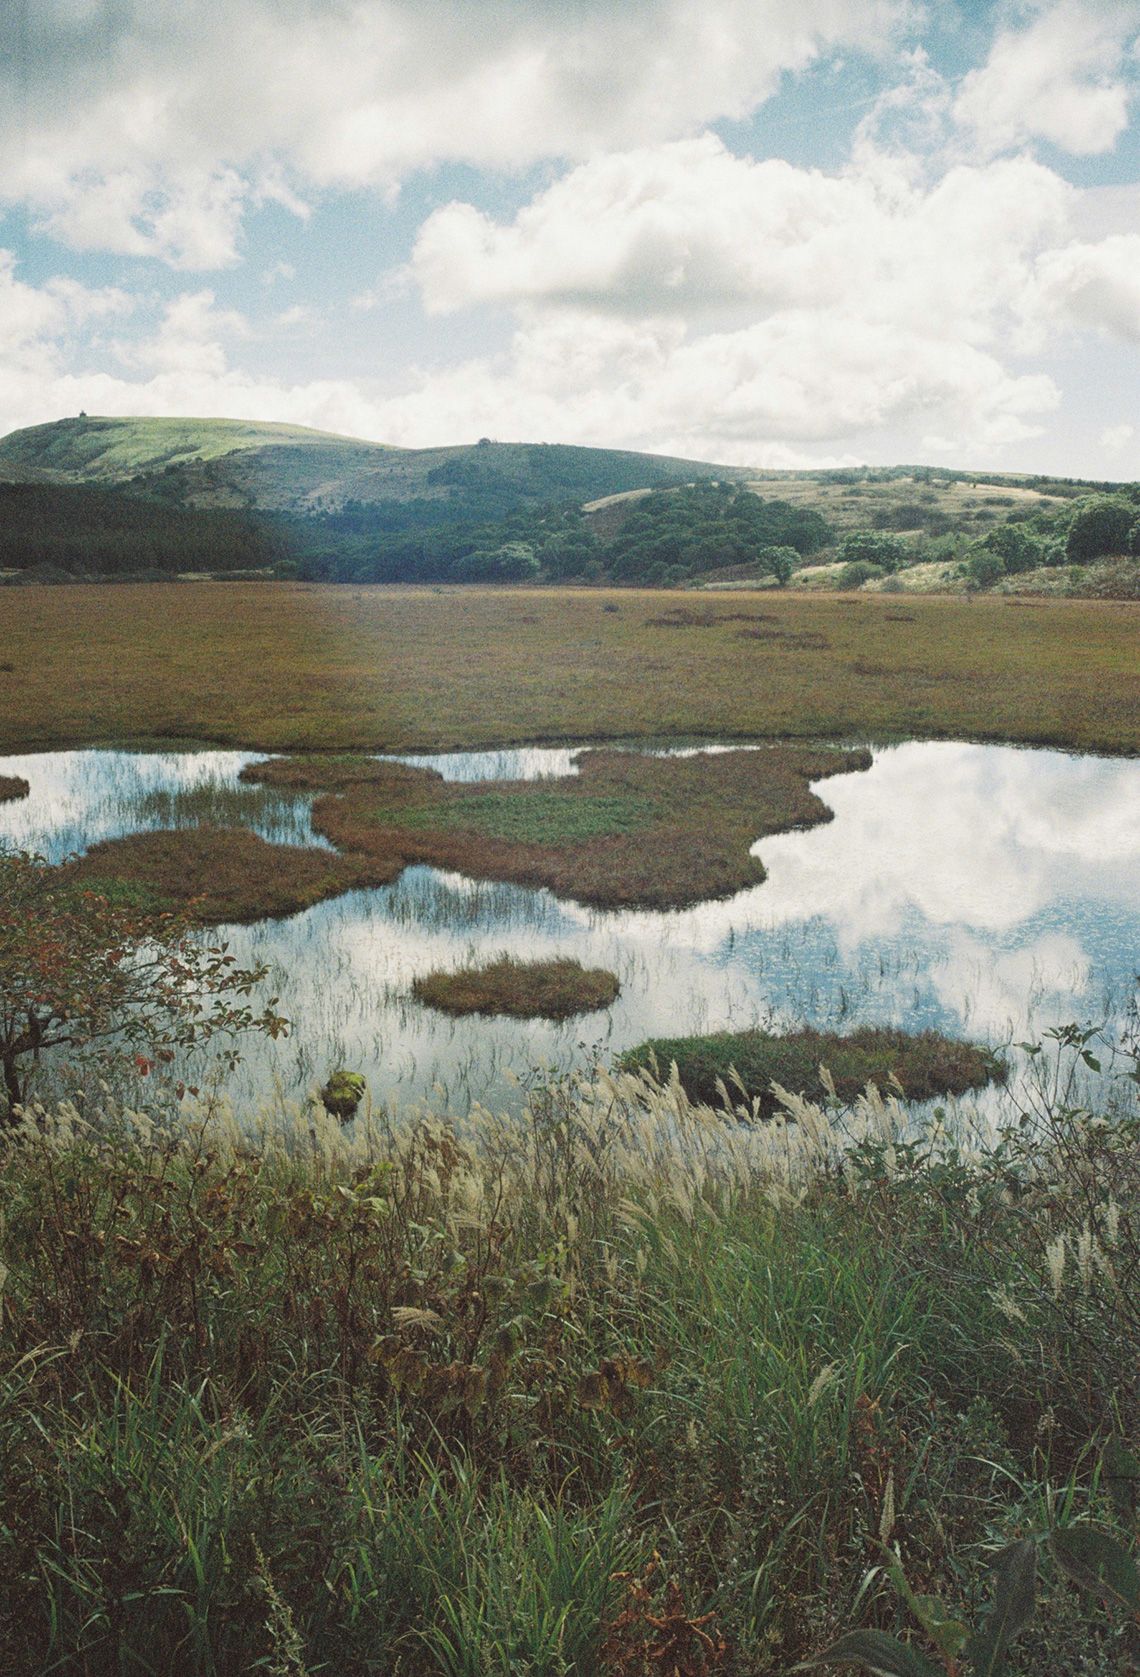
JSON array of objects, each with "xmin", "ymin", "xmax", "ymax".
[
  {"xmin": 739, "ymin": 470, "xmax": 1072, "ymax": 535},
  {"xmin": 0, "ymin": 415, "xmax": 367, "ymax": 480},
  {"xmin": 0, "ymin": 583, "xmax": 1136, "ymax": 756}
]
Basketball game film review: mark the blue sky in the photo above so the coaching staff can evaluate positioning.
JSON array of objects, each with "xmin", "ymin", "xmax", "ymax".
[{"xmin": 1, "ymin": 1, "xmax": 1138, "ymax": 475}]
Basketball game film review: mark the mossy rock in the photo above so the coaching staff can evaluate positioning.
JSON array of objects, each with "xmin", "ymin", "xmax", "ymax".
[{"xmin": 320, "ymin": 1069, "xmax": 367, "ymax": 1119}]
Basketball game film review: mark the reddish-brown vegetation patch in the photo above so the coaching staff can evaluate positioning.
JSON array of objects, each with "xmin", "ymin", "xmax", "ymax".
[
  {"xmin": 245, "ymin": 744, "xmax": 871, "ymax": 911},
  {"xmin": 68, "ymin": 827, "xmax": 387, "ymax": 923},
  {"xmin": 0, "ymin": 775, "xmax": 29, "ymax": 803},
  {"xmin": 239, "ymin": 755, "xmax": 438, "ymax": 795},
  {"xmin": 412, "ymin": 955, "xmax": 620, "ymax": 1020}
]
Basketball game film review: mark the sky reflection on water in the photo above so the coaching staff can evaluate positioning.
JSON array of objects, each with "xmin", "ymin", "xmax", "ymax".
[{"xmin": 1, "ymin": 740, "xmax": 1137, "ymax": 1116}]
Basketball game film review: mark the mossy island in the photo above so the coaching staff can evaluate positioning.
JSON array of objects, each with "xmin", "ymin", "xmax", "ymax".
[
  {"xmin": 0, "ymin": 775, "xmax": 29, "ymax": 804},
  {"xmin": 66, "ymin": 827, "xmax": 380, "ymax": 924},
  {"xmin": 413, "ymin": 955, "xmax": 621, "ymax": 1020},
  {"xmin": 619, "ymin": 1025, "xmax": 1007, "ymax": 1116},
  {"xmin": 241, "ymin": 742, "xmax": 871, "ymax": 912}
]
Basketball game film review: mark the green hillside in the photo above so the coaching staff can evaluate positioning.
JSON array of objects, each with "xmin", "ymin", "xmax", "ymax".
[
  {"xmin": 0, "ymin": 415, "xmax": 366, "ymax": 483},
  {"xmin": 0, "ymin": 417, "xmax": 732, "ymax": 516},
  {"xmin": 3, "ymin": 415, "xmax": 1134, "ymax": 595}
]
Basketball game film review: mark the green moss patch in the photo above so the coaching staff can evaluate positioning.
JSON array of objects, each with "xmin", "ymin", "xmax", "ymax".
[
  {"xmin": 0, "ymin": 775, "xmax": 29, "ymax": 803},
  {"xmin": 389, "ymin": 791, "xmax": 657, "ymax": 846},
  {"xmin": 67, "ymin": 827, "xmax": 389, "ymax": 924},
  {"xmin": 413, "ymin": 956, "xmax": 620, "ymax": 1020},
  {"xmin": 618, "ymin": 1025, "xmax": 1006, "ymax": 1115}
]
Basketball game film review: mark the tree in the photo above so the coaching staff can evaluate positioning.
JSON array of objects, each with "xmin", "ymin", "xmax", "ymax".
[
  {"xmin": 450, "ymin": 541, "xmax": 539, "ymax": 582},
  {"xmin": 966, "ymin": 551, "xmax": 1005, "ymax": 589},
  {"xmin": 837, "ymin": 560, "xmax": 884, "ymax": 590},
  {"xmin": 835, "ymin": 531, "xmax": 908, "ymax": 573},
  {"xmin": 758, "ymin": 544, "xmax": 797, "ymax": 585},
  {"xmin": 1065, "ymin": 497, "xmax": 1137, "ymax": 564},
  {"xmin": 0, "ymin": 850, "xmax": 287, "ymax": 1121},
  {"xmin": 981, "ymin": 523, "xmax": 1043, "ymax": 574}
]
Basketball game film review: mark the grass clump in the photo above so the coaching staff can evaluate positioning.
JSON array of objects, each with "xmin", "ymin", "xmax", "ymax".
[
  {"xmin": 413, "ymin": 954, "xmax": 621, "ymax": 1019},
  {"xmin": 619, "ymin": 1025, "xmax": 1006, "ymax": 1114},
  {"xmin": 67, "ymin": 826, "xmax": 383, "ymax": 923},
  {"xmin": 0, "ymin": 774, "xmax": 29, "ymax": 802},
  {"xmin": 238, "ymin": 753, "xmax": 431, "ymax": 793}
]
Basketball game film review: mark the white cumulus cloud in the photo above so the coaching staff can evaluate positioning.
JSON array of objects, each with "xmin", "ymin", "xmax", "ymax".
[
  {"xmin": 953, "ymin": 1, "xmax": 1140, "ymax": 158},
  {"xmin": 412, "ymin": 135, "xmax": 1072, "ymax": 345},
  {"xmin": 1027, "ymin": 233, "xmax": 1140, "ymax": 343},
  {"xmin": 1, "ymin": 0, "xmax": 910, "ymax": 267}
]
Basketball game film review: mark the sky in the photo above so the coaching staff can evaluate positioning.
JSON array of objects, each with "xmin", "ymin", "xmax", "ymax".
[{"xmin": 1, "ymin": 0, "xmax": 1138, "ymax": 476}]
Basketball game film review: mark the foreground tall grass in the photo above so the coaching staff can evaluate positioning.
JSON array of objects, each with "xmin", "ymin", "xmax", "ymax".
[{"xmin": 2, "ymin": 1050, "xmax": 1139, "ymax": 1673}]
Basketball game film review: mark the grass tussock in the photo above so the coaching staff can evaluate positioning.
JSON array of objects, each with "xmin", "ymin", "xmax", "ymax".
[
  {"xmin": 413, "ymin": 955, "xmax": 621, "ymax": 1019},
  {"xmin": 67, "ymin": 826, "xmax": 383, "ymax": 923},
  {"xmin": 239, "ymin": 753, "xmax": 435, "ymax": 794},
  {"xmin": 0, "ymin": 584, "xmax": 1136, "ymax": 756},
  {"xmin": 619, "ymin": 1025, "xmax": 1006, "ymax": 1115},
  {"xmin": 243, "ymin": 743, "xmax": 870, "ymax": 911},
  {"xmin": 1, "ymin": 1051, "xmax": 1138, "ymax": 1673},
  {"xmin": 0, "ymin": 773, "xmax": 29, "ymax": 802}
]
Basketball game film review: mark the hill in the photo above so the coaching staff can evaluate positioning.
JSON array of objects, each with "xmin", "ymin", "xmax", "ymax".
[
  {"xmin": 1, "ymin": 416, "xmax": 1135, "ymax": 594},
  {"xmin": 0, "ymin": 416, "xmax": 734, "ymax": 516},
  {"xmin": 0, "ymin": 416, "xmax": 367, "ymax": 484}
]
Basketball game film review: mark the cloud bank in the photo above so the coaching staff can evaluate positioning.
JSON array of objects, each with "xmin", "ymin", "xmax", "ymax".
[{"xmin": 1, "ymin": 1, "xmax": 1138, "ymax": 470}]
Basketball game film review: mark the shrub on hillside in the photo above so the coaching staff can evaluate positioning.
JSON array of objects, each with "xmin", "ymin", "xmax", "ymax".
[
  {"xmin": 838, "ymin": 560, "xmax": 884, "ymax": 590},
  {"xmin": 836, "ymin": 530, "xmax": 909, "ymax": 573},
  {"xmin": 1065, "ymin": 495, "xmax": 1138, "ymax": 563},
  {"xmin": 967, "ymin": 550, "xmax": 1006, "ymax": 588},
  {"xmin": 758, "ymin": 544, "xmax": 798, "ymax": 584},
  {"xmin": 981, "ymin": 522, "xmax": 1044, "ymax": 573}
]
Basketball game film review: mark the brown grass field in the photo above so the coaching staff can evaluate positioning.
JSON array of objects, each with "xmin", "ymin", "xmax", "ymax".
[{"xmin": 0, "ymin": 581, "xmax": 1137, "ymax": 755}]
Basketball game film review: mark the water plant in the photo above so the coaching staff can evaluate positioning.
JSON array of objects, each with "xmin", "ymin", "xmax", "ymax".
[
  {"xmin": 320, "ymin": 1066, "xmax": 367, "ymax": 1117},
  {"xmin": 247, "ymin": 743, "xmax": 872, "ymax": 910},
  {"xmin": 66, "ymin": 826, "xmax": 379, "ymax": 923}
]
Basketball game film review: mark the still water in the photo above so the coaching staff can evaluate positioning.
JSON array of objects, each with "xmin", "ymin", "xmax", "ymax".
[{"xmin": 2, "ymin": 741, "xmax": 1137, "ymax": 1115}]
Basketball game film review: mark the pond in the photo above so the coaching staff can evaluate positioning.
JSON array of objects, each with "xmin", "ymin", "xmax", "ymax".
[{"xmin": 1, "ymin": 740, "xmax": 1137, "ymax": 1118}]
